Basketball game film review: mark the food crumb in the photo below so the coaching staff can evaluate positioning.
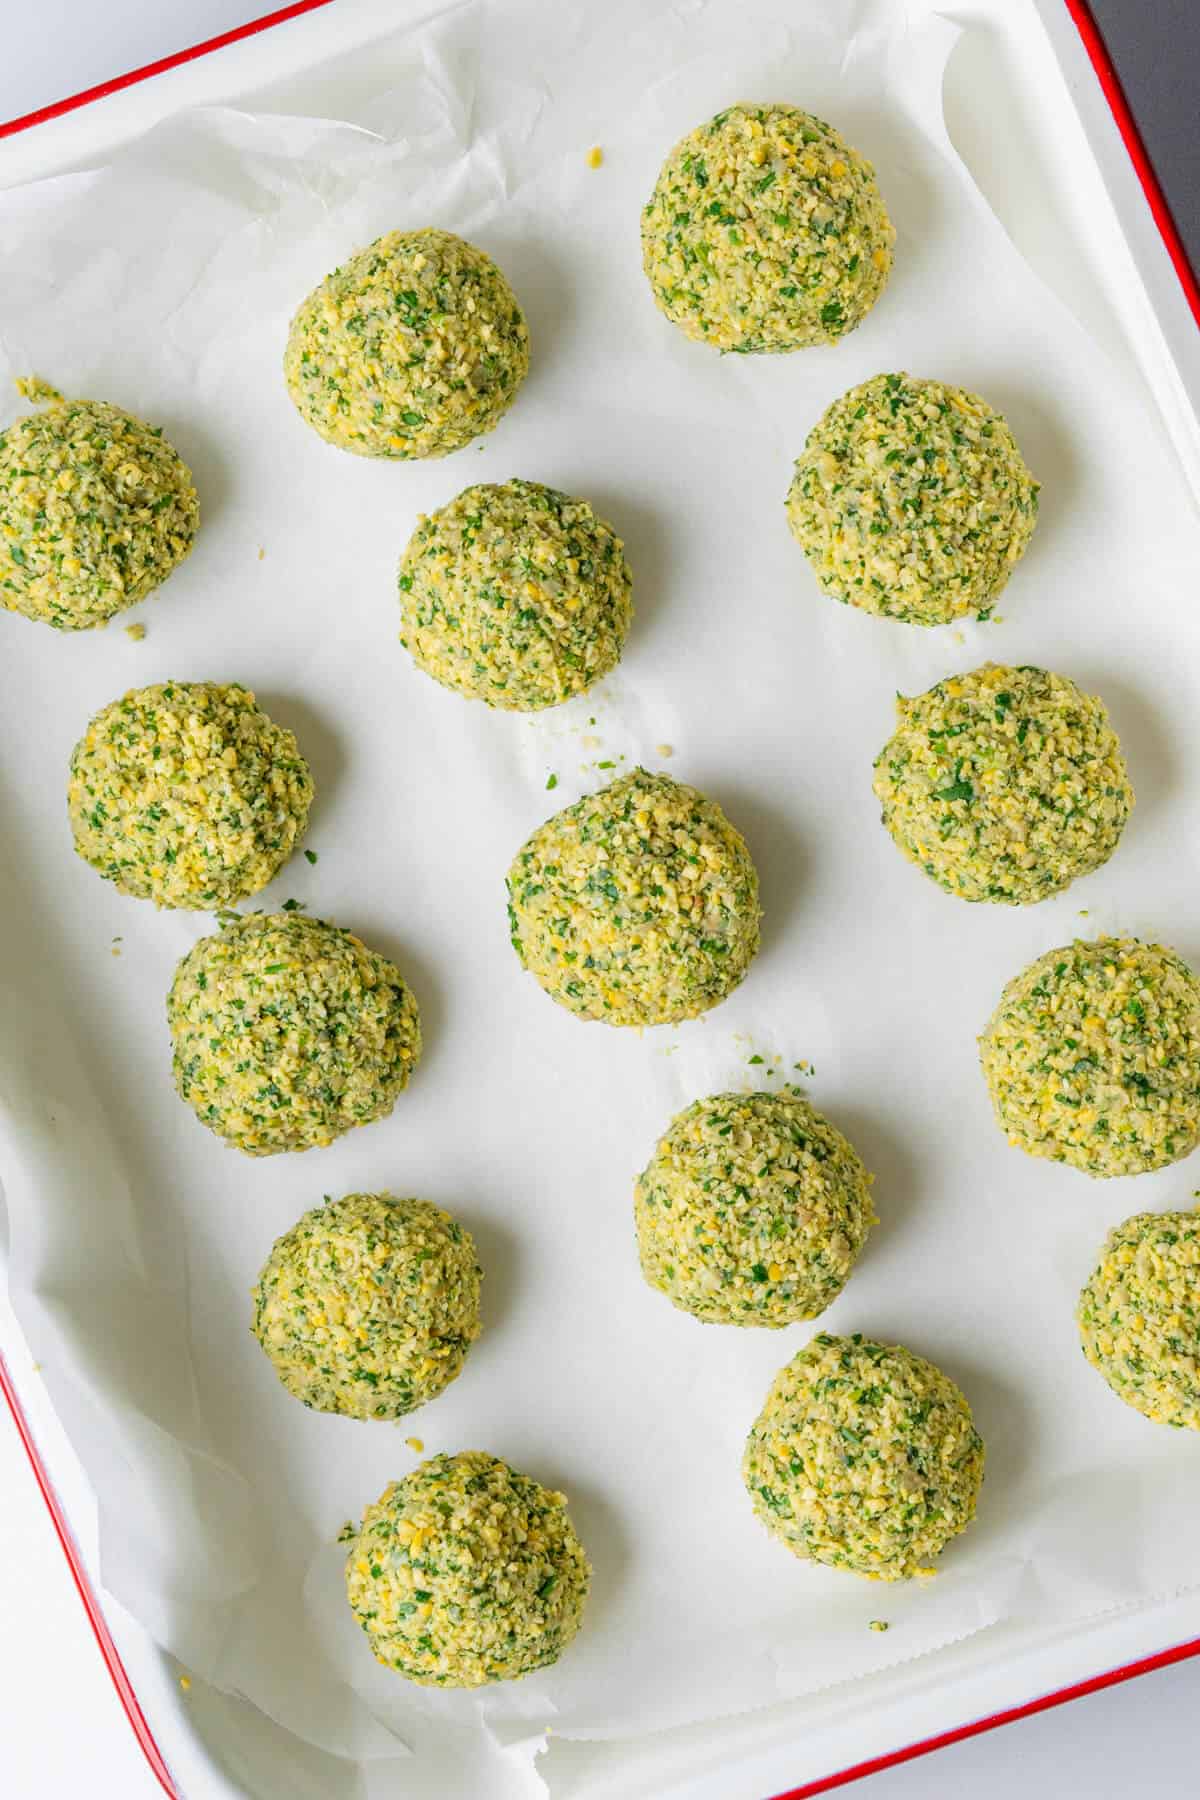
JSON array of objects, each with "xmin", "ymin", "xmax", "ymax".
[
  {"xmin": 304, "ymin": 848, "xmax": 319, "ymax": 865},
  {"xmin": 587, "ymin": 145, "xmax": 604, "ymax": 169},
  {"xmin": 952, "ymin": 629, "xmax": 965, "ymax": 645},
  {"xmin": 124, "ymin": 622, "xmax": 146, "ymax": 641},
  {"xmin": 656, "ymin": 742, "xmax": 674, "ymax": 758},
  {"xmin": 15, "ymin": 374, "xmax": 63, "ymax": 404},
  {"xmin": 581, "ymin": 734, "xmax": 601, "ymax": 749},
  {"xmin": 869, "ymin": 1620, "xmax": 889, "ymax": 1633},
  {"xmin": 257, "ymin": 546, "xmax": 266, "ymax": 560},
  {"xmin": 546, "ymin": 772, "xmax": 558, "ymax": 790},
  {"xmin": 179, "ymin": 1674, "xmax": 192, "ymax": 1691},
  {"xmin": 1079, "ymin": 908, "xmax": 1089, "ymax": 916},
  {"xmin": 405, "ymin": 1436, "xmax": 424, "ymax": 1453}
]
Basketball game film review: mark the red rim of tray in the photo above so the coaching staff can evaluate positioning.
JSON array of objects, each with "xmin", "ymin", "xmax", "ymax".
[{"xmin": 2, "ymin": 3, "xmax": 1200, "ymax": 1797}]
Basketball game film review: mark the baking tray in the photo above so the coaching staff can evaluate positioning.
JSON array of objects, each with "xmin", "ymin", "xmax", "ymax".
[{"xmin": 2, "ymin": 2, "xmax": 1199, "ymax": 1795}]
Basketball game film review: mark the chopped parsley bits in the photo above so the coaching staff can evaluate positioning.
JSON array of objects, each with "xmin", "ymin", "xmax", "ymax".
[
  {"xmin": 284, "ymin": 229, "xmax": 529, "ymax": 460},
  {"xmin": 506, "ymin": 768, "xmax": 760, "ymax": 1026},
  {"xmin": 787, "ymin": 373, "xmax": 1038, "ymax": 625},
  {"xmin": 641, "ymin": 104, "xmax": 893, "ymax": 352}
]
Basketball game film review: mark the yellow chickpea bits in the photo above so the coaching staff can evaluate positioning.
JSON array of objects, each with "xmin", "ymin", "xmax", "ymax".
[
  {"xmin": 873, "ymin": 664, "xmax": 1132, "ymax": 904},
  {"xmin": 252, "ymin": 1194, "xmax": 481, "ymax": 1419},
  {"xmin": 399, "ymin": 479, "xmax": 633, "ymax": 710},
  {"xmin": 168, "ymin": 913, "xmax": 421, "ymax": 1155},
  {"xmin": 1077, "ymin": 1209, "xmax": 1200, "ymax": 1430},
  {"xmin": 980, "ymin": 938, "xmax": 1200, "ymax": 1178},
  {"xmin": 344, "ymin": 1451, "xmax": 590, "ymax": 1686},
  {"xmin": 284, "ymin": 229, "xmax": 529, "ymax": 459},
  {"xmin": 787, "ymin": 373, "xmax": 1038, "ymax": 624},
  {"xmin": 641, "ymin": 103, "xmax": 893, "ymax": 352},
  {"xmin": 743, "ymin": 1333, "xmax": 984, "ymax": 1580},
  {"xmin": 0, "ymin": 397, "xmax": 198, "ymax": 630},
  {"xmin": 635, "ymin": 1089, "xmax": 875, "ymax": 1326},
  {"xmin": 506, "ymin": 768, "xmax": 761, "ymax": 1027},
  {"xmin": 68, "ymin": 682, "xmax": 313, "ymax": 909}
]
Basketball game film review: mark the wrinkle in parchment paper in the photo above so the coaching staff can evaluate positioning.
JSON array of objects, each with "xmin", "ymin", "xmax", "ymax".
[{"xmin": 2, "ymin": 1, "xmax": 1200, "ymax": 1794}]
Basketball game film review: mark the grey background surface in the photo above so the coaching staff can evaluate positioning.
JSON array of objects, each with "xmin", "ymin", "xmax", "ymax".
[{"xmin": 1089, "ymin": 0, "xmax": 1200, "ymax": 268}]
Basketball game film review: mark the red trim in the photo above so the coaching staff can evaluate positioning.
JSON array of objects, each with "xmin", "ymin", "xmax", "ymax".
[
  {"xmin": 1, "ymin": 3, "xmax": 1200, "ymax": 1798},
  {"xmin": 1063, "ymin": 0, "xmax": 1200, "ymax": 330},
  {"xmin": 0, "ymin": 0, "xmax": 336, "ymax": 139},
  {"xmin": 767, "ymin": 1636, "xmax": 1200, "ymax": 1798},
  {"xmin": 0, "ymin": 1350, "xmax": 181, "ymax": 1799}
]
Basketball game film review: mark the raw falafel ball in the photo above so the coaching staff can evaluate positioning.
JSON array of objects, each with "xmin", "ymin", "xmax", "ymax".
[
  {"xmin": 641, "ymin": 103, "xmax": 893, "ymax": 352},
  {"xmin": 873, "ymin": 663, "xmax": 1131, "ymax": 904},
  {"xmin": 979, "ymin": 937, "xmax": 1200, "ymax": 1178},
  {"xmin": 743, "ymin": 1333, "xmax": 984, "ymax": 1580},
  {"xmin": 635, "ymin": 1089, "xmax": 875, "ymax": 1325},
  {"xmin": 0, "ymin": 397, "xmax": 197, "ymax": 630},
  {"xmin": 167, "ymin": 913, "xmax": 421, "ymax": 1155},
  {"xmin": 344, "ymin": 1451, "xmax": 590, "ymax": 1685},
  {"xmin": 1077, "ymin": 1208, "xmax": 1200, "ymax": 1430},
  {"xmin": 252, "ymin": 1193, "xmax": 481, "ymax": 1419},
  {"xmin": 787, "ymin": 373, "xmax": 1038, "ymax": 624},
  {"xmin": 68, "ymin": 681, "xmax": 313, "ymax": 908},
  {"xmin": 284, "ymin": 229, "xmax": 529, "ymax": 459},
  {"xmin": 399, "ymin": 479, "xmax": 633, "ymax": 709},
  {"xmin": 506, "ymin": 768, "xmax": 761, "ymax": 1026}
]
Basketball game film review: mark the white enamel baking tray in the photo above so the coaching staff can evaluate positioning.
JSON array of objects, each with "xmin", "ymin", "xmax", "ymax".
[{"xmin": 2, "ymin": 2, "xmax": 1199, "ymax": 1795}]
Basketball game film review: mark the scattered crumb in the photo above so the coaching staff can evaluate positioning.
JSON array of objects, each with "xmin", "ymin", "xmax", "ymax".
[
  {"xmin": 31, "ymin": 1360, "xmax": 41, "ymax": 1373},
  {"xmin": 546, "ymin": 772, "xmax": 558, "ymax": 790},
  {"xmin": 748, "ymin": 1054, "xmax": 764, "ymax": 1066},
  {"xmin": 179, "ymin": 1674, "xmax": 192, "ymax": 1692},
  {"xmin": 587, "ymin": 145, "xmax": 604, "ymax": 169},
  {"xmin": 15, "ymin": 374, "xmax": 63, "ymax": 404},
  {"xmin": 581, "ymin": 734, "xmax": 602, "ymax": 749},
  {"xmin": 868, "ymin": 1620, "xmax": 889, "ymax": 1633},
  {"xmin": 655, "ymin": 742, "xmax": 674, "ymax": 758},
  {"xmin": 111, "ymin": 946, "xmax": 121, "ymax": 958},
  {"xmin": 257, "ymin": 546, "xmax": 266, "ymax": 560},
  {"xmin": 596, "ymin": 758, "xmax": 617, "ymax": 770},
  {"xmin": 952, "ymin": 629, "xmax": 965, "ymax": 645},
  {"xmin": 124, "ymin": 622, "xmax": 146, "ymax": 642},
  {"xmin": 304, "ymin": 848, "xmax": 319, "ymax": 865},
  {"xmin": 280, "ymin": 897, "xmax": 306, "ymax": 912},
  {"xmin": 404, "ymin": 1436, "xmax": 424, "ymax": 1453},
  {"xmin": 1078, "ymin": 908, "xmax": 1089, "ymax": 916}
]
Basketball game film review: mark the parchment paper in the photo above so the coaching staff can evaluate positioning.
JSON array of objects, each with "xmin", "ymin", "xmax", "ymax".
[{"xmin": 2, "ymin": 1, "xmax": 1199, "ymax": 1794}]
